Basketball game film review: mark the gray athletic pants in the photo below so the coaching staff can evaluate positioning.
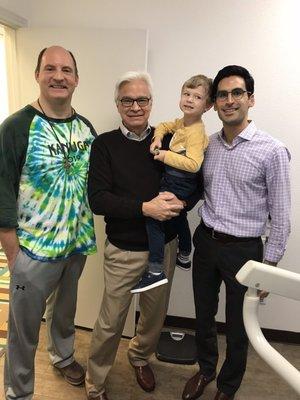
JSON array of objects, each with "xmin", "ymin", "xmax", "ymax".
[{"xmin": 4, "ymin": 249, "xmax": 86, "ymax": 400}]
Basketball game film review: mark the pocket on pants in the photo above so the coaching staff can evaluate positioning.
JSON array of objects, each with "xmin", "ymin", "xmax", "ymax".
[{"xmin": 9, "ymin": 249, "xmax": 23, "ymax": 276}]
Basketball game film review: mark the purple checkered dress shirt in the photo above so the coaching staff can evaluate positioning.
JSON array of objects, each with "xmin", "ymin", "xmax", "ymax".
[{"xmin": 200, "ymin": 121, "xmax": 291, "ymax": 263}]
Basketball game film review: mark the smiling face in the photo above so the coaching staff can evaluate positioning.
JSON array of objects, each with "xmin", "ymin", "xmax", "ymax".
[
  {"xmin": 35, "ymin": 46, "xmax": 79, "ymax": 106},
  {"xmin": 116, "ymin": 79, "xmax": 152, "ymax": 135},
  {"xmin": 214, "ymin": 75, "xmax": 254, "ymax": 132},
  {"xmin": 179, "ymin": 85, "xmax": 210, "ymax": 122}
]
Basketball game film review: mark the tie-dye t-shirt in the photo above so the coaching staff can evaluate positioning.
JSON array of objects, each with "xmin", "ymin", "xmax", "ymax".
[{"xmin": 0, "ymin": 105, "xmax": 97, "ymax": 261}]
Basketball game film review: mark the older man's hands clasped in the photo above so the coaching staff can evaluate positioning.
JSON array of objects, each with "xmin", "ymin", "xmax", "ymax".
[{"xmin": 142, "ymin": 191, "xmax": 184, "ymax": 221}]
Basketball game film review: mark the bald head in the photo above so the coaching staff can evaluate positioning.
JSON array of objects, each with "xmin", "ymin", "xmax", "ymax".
[
  {"xmin": 34, "ymin": 45, "xmax": 79, "ymax": 110},
  {"xmin": 35, "ymin": 46, "xmax": 78, "ymax": 77}
]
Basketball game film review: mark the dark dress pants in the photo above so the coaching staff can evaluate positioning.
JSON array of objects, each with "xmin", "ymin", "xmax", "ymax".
[{"xmin": 192, "ymin": 224, "xmax": 263, "ymax": 396}]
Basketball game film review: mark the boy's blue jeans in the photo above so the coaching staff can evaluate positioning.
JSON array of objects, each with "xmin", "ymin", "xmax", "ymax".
[{"xmin": 145, "ymin": 170, "xmax": 197, "ymax": 273}]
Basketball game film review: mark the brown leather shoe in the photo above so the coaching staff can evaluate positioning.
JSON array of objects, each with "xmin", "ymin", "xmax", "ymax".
[
  {"xmin": 182, "ymin": 370, "xmax": 216, "ymax": 400},
  {"xmin": 213, "ymin": 390, "xmax": 235, "ymax": 400},
  {"xmin": 133, "ymin": 364, "xmax": 155, "ymax": 392},
  {"xmin": 87, "ymin": 392, "xmax": 109, "ymax": 400},
  {"xmin": 54, "ymin": 360, "xmax": 85, "ymax": 386}
]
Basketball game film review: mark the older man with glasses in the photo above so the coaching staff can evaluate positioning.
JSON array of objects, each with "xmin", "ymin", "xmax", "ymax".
[
  {"xmin": 85, "ymin": 71, "xmax": 202, "ymax": 400},
  {"xmin": 182, "ymin": 65, "xmax": 291, "ymax": 400}
]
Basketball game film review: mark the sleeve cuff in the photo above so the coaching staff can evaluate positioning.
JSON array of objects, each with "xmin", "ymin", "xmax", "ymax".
[{"xmin": 264, "ymin": 243, "xmax": 284, "ymax": 264}]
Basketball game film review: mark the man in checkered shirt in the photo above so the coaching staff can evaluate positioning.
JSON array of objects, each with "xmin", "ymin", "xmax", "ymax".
[{"xmin": 182, "ymin": 65, "xmax": 291, "ymax": 400}]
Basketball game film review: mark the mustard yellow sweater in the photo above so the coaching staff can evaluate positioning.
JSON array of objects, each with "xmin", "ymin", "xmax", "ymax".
[{"xmin": 154, "ymin": 118, "xmax": 209, "ymax": 173}]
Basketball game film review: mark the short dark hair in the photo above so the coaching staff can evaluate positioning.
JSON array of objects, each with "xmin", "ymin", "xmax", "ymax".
[
  {"xmin": 211, "ymin": 65, "xmax": 254, "ymax": 101},
  {"xmin": 35, "ymin": 47, "xmax": 79, "ymax": 76}
]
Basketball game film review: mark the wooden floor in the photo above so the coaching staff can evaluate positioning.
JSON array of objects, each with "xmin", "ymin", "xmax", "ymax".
[
  {"xmin": 0, "ymin": 323, "xmax": 299, "ymax": 400},
  {"xmin": 0, "ymin": 324, "xmax": 93, "ymax": 400}
]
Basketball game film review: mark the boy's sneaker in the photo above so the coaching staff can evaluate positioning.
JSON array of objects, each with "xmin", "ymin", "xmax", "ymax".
[
  {"xmin": 176, "ymin": 255, "xmax": 191, "ymax": 270},
  {"xmin": 131, "ymin": 272, "xmax": 168, "ymax": 294}
]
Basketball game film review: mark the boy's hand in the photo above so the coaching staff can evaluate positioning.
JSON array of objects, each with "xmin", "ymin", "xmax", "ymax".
[
  {"xmin": 150, "ymin": 138, "xmax": 162, "ymax": 154},
  {"xmin": 154, "ymin": 149, "xmax": 166, "ymax": 162}
]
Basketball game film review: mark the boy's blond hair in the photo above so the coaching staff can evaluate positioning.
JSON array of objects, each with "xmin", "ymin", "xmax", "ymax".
[{"xmin": 182, "ymin": 74, "xmax": 213, "ymax": 105}]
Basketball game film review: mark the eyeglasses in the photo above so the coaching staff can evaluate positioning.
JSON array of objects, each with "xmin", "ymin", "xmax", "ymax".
[
  {"xmin": 215, "ymin": 88, "xmax": 251, "ymax": 101},
  {"xmin": 119, "ymin": 97, "xmax": 151, "ymax": 107}
]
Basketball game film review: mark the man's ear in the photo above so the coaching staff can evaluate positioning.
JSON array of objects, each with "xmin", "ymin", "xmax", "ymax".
[
  {"xmin": 35, "ymin": 71, "xmax": 39, "ymax": 83},
  {"xmin": 249, "ymin": 94, "xmax": 255, "ymax": 108}
]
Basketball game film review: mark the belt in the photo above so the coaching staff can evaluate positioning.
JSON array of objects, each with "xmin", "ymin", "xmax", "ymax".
[{"xmin": 200, "ymin": 221, "xmax": 260, "ymax": 243}]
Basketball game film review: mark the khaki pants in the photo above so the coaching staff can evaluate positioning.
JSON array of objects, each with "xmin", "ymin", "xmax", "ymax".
[{"xmin": 86, "ymin": 239, "xmax": 177, "ymax": 396}]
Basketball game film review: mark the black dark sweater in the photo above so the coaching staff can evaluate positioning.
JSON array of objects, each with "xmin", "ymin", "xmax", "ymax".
[{"xmin": 88, "ymin": 128, "xmax": 202, "ymax": 251}]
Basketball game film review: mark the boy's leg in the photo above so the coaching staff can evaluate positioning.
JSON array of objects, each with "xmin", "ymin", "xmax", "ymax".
[
  {"xmin": 130, "ymin": 218, "xmax": 168, "ymax": 293},
  {"xmin": 145, "ymin": 217, "xmax": 165, "ymax": 273},
  {"xmin": 46, "ymin": 254, "xmax": 86, "ymax": 381},
  {"xmin": 161, "ymin": 172, "xmax": 196, "ymax": 271},
  {"xmin": 4, "ymin": 250, "xmax": 65, "ymax": 400},
  {"xmin": 173, "ymin": 211, "xmax": 192, "ymax": 270},
  {"xmin": 176, "ymin": 211, "xmax": 192, "ymax": 254}
]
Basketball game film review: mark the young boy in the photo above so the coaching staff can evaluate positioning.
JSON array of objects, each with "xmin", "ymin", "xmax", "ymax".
[{"xmin": 131, "ymin": 74, "xmax": 212, "ymax": 293}]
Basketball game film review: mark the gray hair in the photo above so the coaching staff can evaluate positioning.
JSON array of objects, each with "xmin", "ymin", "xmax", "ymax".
[{"xmin": 114, "ymin": 71, "xmax": 153, "ymax": 104}]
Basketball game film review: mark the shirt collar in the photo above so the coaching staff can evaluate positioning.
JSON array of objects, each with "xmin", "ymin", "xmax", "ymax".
[
  {"xmin": 120, "ymin": 122, "xmax": 152, "ymax": 141},
  {"xmin": 238, "ymin": 120, "xmax": 257, "ymax": 141},
  {"xmin": 218, "ymin": 120, "xmax": 257, "ymax": 147}
]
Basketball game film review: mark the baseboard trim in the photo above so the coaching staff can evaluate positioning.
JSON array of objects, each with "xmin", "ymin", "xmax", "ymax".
[{"xmin": 162, "ymin": 314, "xmax": 300, "ymax": 345}]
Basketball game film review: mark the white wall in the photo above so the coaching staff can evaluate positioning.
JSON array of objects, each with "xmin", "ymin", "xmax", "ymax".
[{"xmin": 1, "ymin": 0, "xmax": 299, "ymax": 333}]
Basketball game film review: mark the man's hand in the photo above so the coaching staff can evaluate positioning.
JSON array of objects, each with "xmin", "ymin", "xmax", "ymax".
[
  {"xmin": 0, "ymin": 228, "xmax": 20, "ymax": 272},
  {"xmin": 142, "ymin": 191, "xmax": 183, "ymax": 221},
  {"xmin": 154, "ymin": 149, "xmax": 167, "ymax": 162},
  {"xmin": 150, "ymin": 137, "xmax": 162, "ymax": 154},
  {"xmin": 258, "ymin": 259, "xmax": 278, "ymax": 299},
  {"xmin": 257, "ymin": 290, "xmax": 269, "ymax": 300}
]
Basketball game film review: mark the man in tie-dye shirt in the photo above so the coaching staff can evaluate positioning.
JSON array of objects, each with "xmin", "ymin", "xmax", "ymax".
[{"xmin": 0, "ymin": 46, "xmax": 97, "ymax": 400}]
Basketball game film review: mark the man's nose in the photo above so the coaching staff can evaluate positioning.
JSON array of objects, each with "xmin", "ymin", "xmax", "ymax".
[
  {"xmin": 131, "ymin": 100, "xmax": 141, "ymax": 111},
  {"xmin": 53, "ymin": 70, "xmax": 64, "ymax": 80},
  {"xmin": 226, "ymin": 93, "xmax": 234, "ymax": 102}
]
